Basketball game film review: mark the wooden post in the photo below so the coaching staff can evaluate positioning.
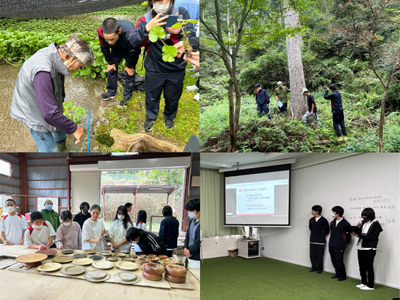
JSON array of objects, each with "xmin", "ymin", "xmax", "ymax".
[
  {"xmin": 66, "ymin": 154, "xmax": 70, "ymax": 211},
  {"xmin": 167, "ymin": 194, "xmax": 170, "ymax": 205},
  {"xmin": 133, "ymin": 186, "xmax": 138, "ymax": 221},
  {"xmin": 102, "ymin": 189, "xmax": 105, "ymax": 222},
  {"xmin": 172, "ymin": 190, "xmax": 176, "ymax": 212},
  {"xmin": 20, "ymin": 153, "xmax": 28, "ymax": 214}
]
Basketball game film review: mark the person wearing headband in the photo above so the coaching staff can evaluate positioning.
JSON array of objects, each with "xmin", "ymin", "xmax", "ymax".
[{"xmin": 10, "ymin": 36, "xmax": 94, "ymax": 152}]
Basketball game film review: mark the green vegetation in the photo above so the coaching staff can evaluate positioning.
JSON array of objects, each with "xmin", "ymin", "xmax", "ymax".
[
  {"xmin": 200, "ymin": 0, "xmax": 400, "ymax": 152},
  {"xmin": 95, "ymin": 133, "xmax": 115, "ymax": 147},
  {"xmin": 63, "ymin": 101, "xmax": 86, "ymax": 125}
]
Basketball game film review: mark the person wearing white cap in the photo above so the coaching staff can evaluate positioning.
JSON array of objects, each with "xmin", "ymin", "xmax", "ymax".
[
  {"xmin": 275, "ymin": 81, "xmax": 290, "ymax": 114},
  {"xmin": 302, "ymin": 88, "xmax": 321, "ymax": 126},
  {"xmin": 10, "ymin": 36, "xmax": 94, "ymax": 152}
]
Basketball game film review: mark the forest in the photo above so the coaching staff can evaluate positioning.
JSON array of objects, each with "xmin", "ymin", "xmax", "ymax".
[{"xmin": 200, "ymin": 0, "xmax": 400, "ymax": 152}]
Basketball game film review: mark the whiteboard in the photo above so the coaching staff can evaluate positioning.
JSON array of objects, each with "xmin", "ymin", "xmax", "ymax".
[{"xmin": 259, "ymin": 154, "xmax": 400, "ymax": 288}]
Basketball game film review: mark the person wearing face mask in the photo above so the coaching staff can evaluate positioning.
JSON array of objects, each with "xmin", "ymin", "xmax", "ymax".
[
  {"xmin": 159, "ymin": 205, "xmax": 179, "ymax": 257},
  {"xmin": 351, "ymin": 208, "xmax": 383, "ymax": 291},
  {"xmin": 328, "ymin": 206, "xmax": 351, "ymax": 281},
  {"xmin": 82, "ymin": 205, "xmax": 106, "ymax": 251},
  {"xmin": 73, "ymin": 202, "xmax": 92, "ymax": 229},
  {"xmin": 10, "ymin": 36, "xmax": 94, "ymax": 152},
  {"xmin": 55, "ymin": 210, "xmax": 82, "ymax": 250},
  {"xmin": 254, "ymin": 83, "xmax": 271, "ymax": 119},
  {"xmin": 183, "ymin": 198, "xmax": 200, "ymax": 261},
  {"xmin": 40, "ymin": 199, "xmax": 60, "ymax": 245},
  {"xmin": 24, "ymin": 211, "xmax": 56, "ymax": 250},
  {"xmin": 109, "ymin": 206, "xmax": 133, "ymax": 254},
  {"xmin": 0, "ymin": 199, "xmax": 28, "ymax": 246},
  {"xmin": 126, "ymin": 227, "xmax": 167, "ymax": 256},
  {"xmin": 98, "ymin": 18, "xmax": 141, "ymax": 106},
  {"xmin": 133, "ymin": 210, "xmax": 147, "ymax": 255},
  {"xmin": 128, "ymin": 0, "xmax": 196, "ymax": 132},
  {"xmin": 308, "ymin": 205, "xmax": 330, "ymax": 274}
]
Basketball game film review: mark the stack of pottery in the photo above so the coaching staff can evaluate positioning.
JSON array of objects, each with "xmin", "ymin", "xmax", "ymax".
[
  {"xmin": 137, "ymin": 257, "xmax": 149, "ymax": 266},
  {"xmin": 142, "ymin": 263, "xmax": 165, "ymax": 281},
  {"xmin": 164, "ymin": 264, "xmax": 187, "ymax": 284}
]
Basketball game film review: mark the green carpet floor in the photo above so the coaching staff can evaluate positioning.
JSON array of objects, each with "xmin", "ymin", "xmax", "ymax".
[{"xmin": 201, "ymin": 257, "xmax": 400, "ymax": 300}]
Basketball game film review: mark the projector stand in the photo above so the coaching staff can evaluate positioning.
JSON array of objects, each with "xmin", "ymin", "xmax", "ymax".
[{"xmin": 237, "ymin": 238, "xmax": 261, "ymax": 259}]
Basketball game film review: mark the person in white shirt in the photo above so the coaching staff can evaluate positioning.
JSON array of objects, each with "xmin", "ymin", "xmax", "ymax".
[
  {"xmin": 109, "ymin": 206, "xmax": 133, "ymax": 254},
  {"xmin": 24, "ymin": 211, "xmax": 56, "ymax": 250},
  {"xmin": 82, "ymin": 204, "xmax": 105, "ymax": 251},
  {"xmin": 0, "ymin": 199, "xmax": 28, "ymax": 245},
  {"xmin": 134, "ymin": 210, "xmax": 147, "ymax": 255},
  {"xmin": 351, "ymin": 208, "xmax": 383, "ymax": 291}
]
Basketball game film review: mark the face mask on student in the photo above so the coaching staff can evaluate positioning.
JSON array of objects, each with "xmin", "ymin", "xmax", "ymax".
[
  {"xmin": 63, "ymin": 222, "xmax": 72, "ymax": 226},
  {"xmin": 6, "ymin": 206, "xmax": 15, "ymax": 213},
  {"xmin": 117, "ymin": 215, "xmax": 125, "ymax": 221},
  {"xmin": 188, "ymin": 211, "xmax": 197, "ymax": 219},
  {"xmin": 153, "ymin": 3, "xmax": 170, "ymax": 14},
  {"xmin": 362, "ymin": 217, "xmax": 368, "ymax": 222},
  {"xmin": 82, "ymin": 209, "xmax": 88, "ymax": 214},
  {"xmin": 46, "ymin": 205, "xmax": 53, "ymax": 210},
  {"xmin": 33, "ymin": 224, "xmax": 42, "ymax": 230},
  {"xmin": 331, "ymin": 213, "xmax": 336, "ymax": 218}
]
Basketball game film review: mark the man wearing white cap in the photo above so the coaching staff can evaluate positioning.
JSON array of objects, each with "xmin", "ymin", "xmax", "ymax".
[
  {"xmin": 275, "ymin": 81, "xmax": 290, "ymax": 114},
  {"xmin": 10, "ymin": 36, "xmax": 94, "ymax": 152},
  {"xmin": 302, "ymin": 88, "xmax": 321, "ymax": 126}
]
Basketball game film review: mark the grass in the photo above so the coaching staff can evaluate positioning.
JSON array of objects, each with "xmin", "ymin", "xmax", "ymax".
[{"xmin": 201, "ymin": 257, "xmax": 400, "ymax": 300}]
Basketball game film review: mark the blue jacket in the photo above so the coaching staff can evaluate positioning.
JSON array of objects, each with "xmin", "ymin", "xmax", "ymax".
[
  {"xmin": 255, "ymin": 89, "xmax": 270, "ymax": 105},
  {"xmin": 159, "ymin": 215, "xmax": 179, "ymax": 249},
  {"xmin": 324, "ymin": 90, "xmax": 344, "ymax": 114}
]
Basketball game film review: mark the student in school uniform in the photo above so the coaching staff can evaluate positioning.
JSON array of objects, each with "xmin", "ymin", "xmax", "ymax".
[
  {"xmin": 128, "ymin": 0, "xmax": 196, "ymax": 132},
  {"xmin": 24, "ymin": 211, "xmax": 56, "ymax": 250},
  {"xmin": 0, "ymin": 199, "xmax": 28, "ymax": 245},
  {"xmin": 254, "ymin": 83, "xmax": 271, "ymax": 119},
  {"xmin": 351, "ymin": 208, "xmax": 383, "ymax": 291},
  {"xmin": 126, "ymin": 227, "xmax": 167, "ymax": 256},
  {"xmin": 183, "ymin": 198, "xmax": 200, "ymax": 262},
  {"xmin": 159, "ymin": 205, "xmax": 179, "ymax": 257},
  {"xmin": 73, "ymin": 202, "xmax": 91, "ymax": 229},
  {"xmin": 109, "ymin": 206, "xmax": 133, "ymax": 254},
  {"xmin": 309, "ymin": 205, "xmax": 330, "ymax": 273},
  {"xmin": 329, "ymin": 206, "xmax": 351, "ymax": 281}
]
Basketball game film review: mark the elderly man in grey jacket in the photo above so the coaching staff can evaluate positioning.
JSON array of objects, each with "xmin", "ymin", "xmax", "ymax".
[{"xmin": 10, "ymin": 36, "xmax": 94, "ymax": 152}]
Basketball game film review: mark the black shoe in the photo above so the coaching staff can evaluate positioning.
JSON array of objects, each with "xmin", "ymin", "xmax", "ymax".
[
  {"xmin": 309, "ymin": 269, "xmax": 317, "ymax": 272},
  {"xmin": 119, "ymin": 98, "xmax": 130, "ymax": 106},
  {"xmin": 144, "ymin": 119, "xmax": 155, "ymax": 132},
  {"xmin": 164, "ymin": 119, "xmax": 174, "ymax": 129},
  {"xmin": 101, "ymin": 93, "xmax": 115, "ymax": 100},
  {"xmin": 331, "ymin": 275, "xmax": 339, "ymax": 279},
  {"xmin": 317, "ymin": 270, "xmax": 322, "ymax": 274},
  {"xmin": 337, "ymin": 278, "xmax": 346, "ymax": 281}
]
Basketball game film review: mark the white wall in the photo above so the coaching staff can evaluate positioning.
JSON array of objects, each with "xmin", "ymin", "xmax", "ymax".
[
  {"xmin": 71, "ymin": 171, "xmax": 101, "ymax": 214},
  {"xmin": 202, "ymin": 236, "xmax": 242, "ymax": 259},
  {"xmin": 259, "ymin": 154, "xmax": 400, "ymax": 289}
]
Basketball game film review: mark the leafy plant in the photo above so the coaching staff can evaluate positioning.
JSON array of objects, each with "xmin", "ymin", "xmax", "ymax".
[
  {"xmin": 95, "ymin": 133, "xmax": 115, "ymax": 147},
  {"xmin": 63, "ymin": 101, "xmax": 86, "ymax": 124},
  {"xmin": 149, "ymin": 27, "xmax": 178, "ymax": 62}
]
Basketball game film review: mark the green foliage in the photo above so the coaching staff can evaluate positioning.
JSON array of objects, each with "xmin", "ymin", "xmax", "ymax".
[
  {"xmin": 63, "ymin": 101, "xmax": 86, "ymax": 125},
  {"xmin": 95, "ymin": 133, "xmax": 115, "ymax": 147},
  {"xmin": 149, "ymin": 27, "xmax": 179, "ymax": 62},
  {"xmin": 149, "ymin": 27, "xmax": 165, "ymax": 42}
]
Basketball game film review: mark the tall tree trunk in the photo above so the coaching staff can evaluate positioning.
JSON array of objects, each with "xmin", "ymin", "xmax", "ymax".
[
  {"xmin": 284, "ymin": 10, "xmax": 308, "ymax": 119},
  {"xmin": 378, "ymin": 88, "xmax": 389, "ymax": 152},
  {"xmin": 228, "ymin": 78, "xmax": 236, "ymax": 152}
]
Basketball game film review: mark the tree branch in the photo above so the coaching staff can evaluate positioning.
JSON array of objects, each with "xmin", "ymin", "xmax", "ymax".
[
  {"xmin": 199, "ymin": 15, "xmax": 232, "ymax": 57},
  {"xmin": 199, "ymin": 48, "xmax": 223, "ymax": 59}
]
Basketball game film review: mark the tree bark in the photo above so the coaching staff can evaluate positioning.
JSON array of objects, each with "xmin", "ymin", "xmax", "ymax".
[
  {"xmin": 378, "ymin": 87, "xmax": 389, "ymax": 153},
  {"xmin": 284, "ymin": 9, "xmax": 308, "ymax": 119},
  {"xmin": 227, "ymin": 78, "xmax": 236, "ymax": 152}
]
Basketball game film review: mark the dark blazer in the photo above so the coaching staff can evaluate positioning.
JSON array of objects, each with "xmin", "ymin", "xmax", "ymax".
[
  {"xmin": 329, "ymin": 218, "xmax": 351, "ymax": 249},
  {"xmin": 159, "ymin": 215, "xmax": 179, "ymax": 249},
  {"xmin": 184, "ymin": 219, "xmax": 200, "ymax": 260},
  {"xmin": 309, "ymin": 216, "xmax": 330, "ymax": 244},
  {"xmin": 357, "ymin": 220, "xmax": 383, "ymax": 248}
]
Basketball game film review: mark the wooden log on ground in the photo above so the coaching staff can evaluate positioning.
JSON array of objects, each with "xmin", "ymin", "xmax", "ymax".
[{"xmin": 110, "ymin": 129, "xmax": 182, "ymax": 152}]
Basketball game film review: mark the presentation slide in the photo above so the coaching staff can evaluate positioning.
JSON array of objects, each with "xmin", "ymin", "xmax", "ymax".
[{"xmin": 224, "ymin": 165, "xmax": 290, "ymax": 226}]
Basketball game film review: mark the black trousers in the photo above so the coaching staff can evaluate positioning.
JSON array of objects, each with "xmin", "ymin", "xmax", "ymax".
[
  {"xmin": 167, "ymin": 250, "xmax": 174, "ymax": 257},
  {"xmin": 106, "ymin": 55, "xmax": 136, "ymax": 99},
  {"xmin": 279, "ymin": 102, "xmax": 288, "ymax": 113},
  {"xmin": 332, "ymin": 111, "xmax": 347, "ymax": 137},
  {"xmin": 144, "ymin": 70, "xmax": 185, "ymax": 121},
  {"xmin": 257, "ymin": 104, "xmax": 271, "ymax": 119},
  {"xmin": 310, "ymin": 243, "xmax": 325, "ymax": 271},
  {"xmin": 358, "ymin": 250, "xmax": 376, "ymax": 288},
  {"xmin": 329, "ymin": 246, "xmax": 347, "ymax": 279}
]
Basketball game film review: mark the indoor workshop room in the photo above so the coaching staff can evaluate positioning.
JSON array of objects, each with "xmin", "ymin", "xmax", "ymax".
[{"xmin": 0, "ymin": 152, "xmax": 200, "ymax": 300}]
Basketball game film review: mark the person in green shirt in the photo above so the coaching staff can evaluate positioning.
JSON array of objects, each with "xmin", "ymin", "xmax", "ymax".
[
  {"xmin": 40, "ymin": 199, "xmax": 60, "ymax": 246},
  {"xmin": 275, "ymin": 81, "xmax": 290, "ymax": 114}
]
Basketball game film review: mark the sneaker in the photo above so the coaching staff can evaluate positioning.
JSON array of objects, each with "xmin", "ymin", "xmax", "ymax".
[
  {"xmin": 360, "ymin": 286, "xmax": 374, "ymax": 290},
  {"xmin": 309, "ymin": 269, "xmax": 317, "ymax": 272},
  {"xmin": 101, "ymin": 93, "xmax": 115, "ymax": 100},
  {"xmin": 356, "ymin": 284, "xmax": 366, "ymax": 288},
  {"xmin": 186, "ymin": 85, "xmax": 199, "ymax": 92},
  {"xmin": 193, "ymin": 93, "xmax": 199, "ymax": 101},
  {"xmin": 191, "ymin": 72, "xmax": 199, "ymax": 78},
  {"xmin": 343, "ymin": 136, "xmax": 348, "ymax": 141},
  {"xmin": 144, "ymin": 119, "xmax": 155, "ymax": 132},
  {"xmin": 164, "ymin": 119, "xmax": 174, "ymax": 129},
  {"xmin": 337, "ymin": 137, "xmax": 343, "ymax": 142},
  {"xmin": 119, "ymin": 98, "xmax": 130, "ymax": 107}
]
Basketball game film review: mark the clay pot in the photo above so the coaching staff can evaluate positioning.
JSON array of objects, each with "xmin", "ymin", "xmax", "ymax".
[
  {"xmin": 138, "ymin": 254, "xmax": 147, "ymax": 259},
  {"xmin": 149, "ymin": 256, "xmax": 160, "ymax": 262},
  {"xmin": 165, "ymin": 265, "xmax": 187, "ymax": 277},
  {"xmin": 159, "ymin": 255, "xmax": 168, "ymax": 260},
  {"xmin": 143, "ymin": 271, "xmax": 162, "ymax": 281},
  {"xmin": 161, "ymin": 259, "xmax": 176, "ymax": 265},
  {"xmin": 147, "ymin": 254, "xmax": 157, "ymax": 258},
  {"xmin": 143, "ymin": 263, "xmax": 165, "ymax": 275},
  {"xmin": 137, "ymin": 258, "xmax": 149, "ymax": 266},
  {"xmin": 165, "ymin": 273, "xmax": 187, "ymax": 284}
]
